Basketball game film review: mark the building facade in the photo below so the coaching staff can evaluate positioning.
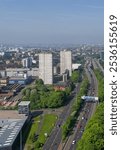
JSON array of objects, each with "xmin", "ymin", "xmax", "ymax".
[
  {"xmin": 39, "ymin": 53, "xmax": 53, "ymax": 84},
  {"xmin": 22, "ymin": 57, "xmax": 32, "ymax": 68},
  {"xmin": 60, "ymin": 50, "xmax": 72, "ymax": 76},
  {"xmin": 18, "ymin": 101, "xmax": 30, "ymax": 115},
  {"xmin": 0, "ymin": 77, "xmax": 9, "ymax": 86}
]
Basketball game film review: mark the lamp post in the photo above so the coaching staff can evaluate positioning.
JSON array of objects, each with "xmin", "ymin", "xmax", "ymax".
[{"xmin": 20, "ymin": 130, "xmax": 22, "ymax": 150}]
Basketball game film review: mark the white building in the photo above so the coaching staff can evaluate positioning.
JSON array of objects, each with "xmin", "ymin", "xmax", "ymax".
[
  {"xmin": 0, "ymin": 70, "xmax": 6, "ymax": 77},
  {"xmin": 6, "ymin": 68, "xmax": 30, "ymax": 77},
  {"xmin": 22, "ymin": 57, "xmax": 32, "ymax": 68},
  {"xmin": 6, "ymin": 68, "xmax": 39, "ymax": 77},
  {"xmin": 72, "ymin": 63, "xmax": 81, "ymax": 71},
  {"xmin": 18, "ymin": 101, "xmax": 30, "ymax": 115},
  {"xmin": 39, "ymin": 53, "xmax": 53, "ymax": 84},
  {"xmin": 60, "ymin": 50, "xmax": 72, "ymax": 76}
]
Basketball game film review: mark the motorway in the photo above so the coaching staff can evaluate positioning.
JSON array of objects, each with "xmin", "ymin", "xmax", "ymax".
[
  {"xmin": 43, "ymin": 59, "xmax": 98, "ymax": 150},
  {"xmin": 42, "ymin": 83, "xmax": 81, "ymax": 150},
  {"xmin": 94, "ymin": 58, "xmax": 104, "ymax": 74},
  {"xmin": 62, "ymin": 59, "xmax": 98, "ymax": 150}
]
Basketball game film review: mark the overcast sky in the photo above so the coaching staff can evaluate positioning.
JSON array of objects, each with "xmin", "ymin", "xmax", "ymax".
[{"xmin": 0, "ymin": 0, "xmax": 104, "ymax": 45}]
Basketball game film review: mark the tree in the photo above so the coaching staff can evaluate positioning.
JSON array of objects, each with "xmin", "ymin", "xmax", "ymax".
[
  {"xmin": 35, "ymin": 79, "xmax": 44, "ymax": 86},
  {"xmin": 30, "ymin": 90, "xmax": 37, "ymax": 102},
  {"xmin": 26, "ymin": 88, "xmax": 31, "ymax": 97},
  {"xmin": 71, "ymin": 70, "xmax": 80, "ymax": 83},
  {"xmin": 21, "ymin": 88, "xmax": 26, "ymax": 95},
  {"xmin": 47, "ymin": 91, "xmax": 66, "ymax": 108},
  {"xmin": 35, "ymin": 141, "xmax": 41, "ymax": 149}
]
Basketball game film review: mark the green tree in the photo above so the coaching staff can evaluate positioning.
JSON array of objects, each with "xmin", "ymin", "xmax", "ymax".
[
  {"xmin": 77, "ymin": 104, "xmax": 104, "ymax": 150},
  {"xmin": 71, "ymin": 70, "xmax": 80, "ymax": 83},
  {"xmin": 35, "ymin": 79, "xmax": 44, "ymax": 86}
]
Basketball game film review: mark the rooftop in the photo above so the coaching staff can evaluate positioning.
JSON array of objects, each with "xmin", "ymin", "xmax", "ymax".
[
  {"xmin": 0, "ymin": 119, "xmax": 26, "ymax": 148},
  {"xmin": 54, "ymin": 81, "xmax": 68, "ymax": 87},
  {"xmin": 0, "ymin": 77, "xmax": 9, "ymax": 80},
  {"xmin": 0, "ymin": 110, "xmax": 27, "ymax": 148},
  {"xmin": 9, "ymin": 76, "xmax": 27, "ymax": 80},
  {"xmin": 18, "ymin": 101, "xmax": 30, "ymax": 106}
]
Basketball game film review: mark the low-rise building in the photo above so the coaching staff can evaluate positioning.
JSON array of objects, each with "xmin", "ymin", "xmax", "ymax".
[
  {"xmin": 53, "ymin": 82, "xmax": 69, "ymax": 91},
  {"xmin": 0, "ymin": 110, "xmax": 29, "ymax": 150},
  {"xmin": 0, "ymin": 77, "xmax": 9, "ymax": 86},
  {"xmin": 72, "ymin": 63, "xmax": 81, "ymax": 71},
  {"xmin": 18, "ymin": 101, "xmax": 30, "ymax": 115},
  {"xmin": 9, "ymin": 73, "xmax": 32, "ymax": 85}
]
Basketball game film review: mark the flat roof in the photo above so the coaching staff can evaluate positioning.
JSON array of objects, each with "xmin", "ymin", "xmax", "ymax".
[
  {"xmin": 0, "ymin": 77, "xmax": 9, "ymax": 80},
  {"xmin": 9, "ymin": 77, "xmax": 27, "ymax": 80},
  {"xmin": 54, "ymin": 81, "xmax": 68, "ymax": 87},
  {"xmin": 18, "ymin": 101, "xmax": 30, "ymax": 106},
  {"xmin": 0, "ymin": 118, "xmax": 27, "ymax": 148},
  {"xmin": 6, "ymin": 68, "xmax": 30, "ymax": 71}
]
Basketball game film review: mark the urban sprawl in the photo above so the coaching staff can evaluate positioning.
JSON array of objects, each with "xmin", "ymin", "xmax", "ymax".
[{"xmin": 0, "ymin": 44, "xmax": 104, "ymax": 150}]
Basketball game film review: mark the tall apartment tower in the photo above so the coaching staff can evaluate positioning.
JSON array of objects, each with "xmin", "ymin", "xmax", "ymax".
[
  {"xmin": 60, "ymin": 50, "xmax": 72, "ymax": 76},
  {"xmin": 22, "ymin": 57, "xmax": 32, "ymax": 68},
  {"xmin": 39, "ymin": 53, "xmax": 53, "ymax": 84}
]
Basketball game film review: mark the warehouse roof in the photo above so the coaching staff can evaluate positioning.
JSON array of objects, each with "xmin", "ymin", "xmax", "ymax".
[
  {"xmin": 0, "ymin": 118, "xmax": 26, "ymax": 148},
  {"xmin": 18, "ymin": 101, "xmax": 30, "ymax": 106}
]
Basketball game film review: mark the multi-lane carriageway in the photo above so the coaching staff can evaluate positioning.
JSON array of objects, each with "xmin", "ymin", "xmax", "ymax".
[
  {"xmin": 61, "ymin": 61, "xmax": 98, "ymax": 150},
  {"xmin": 43, "ymin": 59, "xmax": 99, "ymax": 150}
]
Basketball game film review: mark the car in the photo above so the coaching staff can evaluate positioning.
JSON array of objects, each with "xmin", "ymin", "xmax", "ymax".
[
  {"xmin": 57, "ymin": 124, "xmax": 61, "ymax": 127},
  {"xmin": 72, "ymin": 140, "xmax": 76, "ymax": 144},
  {"xmin": 81, "ymin": 129, "xmax": 84, "ymax": 132}
]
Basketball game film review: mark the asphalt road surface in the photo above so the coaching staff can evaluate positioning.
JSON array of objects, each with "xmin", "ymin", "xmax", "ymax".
[
  {"xmin": 62, "ymin": 60, "xmax": 98, "ymax": 150},
  {"xmin": 43, "ymin": 83, "xmax": 81, "ymax": 150},
  {"xmin": 43, "ymin": 59, "xmax": 99, "ymax": 150}
]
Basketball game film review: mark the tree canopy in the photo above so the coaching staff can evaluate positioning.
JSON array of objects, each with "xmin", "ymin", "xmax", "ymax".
[
  {"xmin": 77, "ymin": 69, "xmax": 104, "ymax": 150},
  {"xmin": 22, "ymin": 79, "xmax": 70, "ymax": 109}
]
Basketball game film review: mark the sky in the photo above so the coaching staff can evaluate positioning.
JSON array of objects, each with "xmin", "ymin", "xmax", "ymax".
[{"xmin": 0, "ymin": 0, "xmax": 104, "ymax": 45}]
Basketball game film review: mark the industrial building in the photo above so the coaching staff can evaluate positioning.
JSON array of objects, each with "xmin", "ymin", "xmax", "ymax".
[
  {"xmin": 1, "ymin": 84, "xmax": 22, "ymax": 93},
  {"xmin": 9, "ymin": 73, "xmax": 32, "ymax": 85},
  {"xmin": 39, "ymin": 53, "xmax": 53, "ymax": 84},
  {"xmin": 6, "ymin": 68, "xmax": 39, "ymax": 78},
  {"xmin": 0, "ymin": 77, "xmax": 9, "ymax": 86},
  {"xmin": 0, "ymin": 110, "xmax": 29, "ymax": 150},
  {"xmin": 60, "ymin": 50, "xmax": 72, "ymax": 76},
  {"xmin": 6, "ymin": 68, "xmax": 30, "ymax": 77}
]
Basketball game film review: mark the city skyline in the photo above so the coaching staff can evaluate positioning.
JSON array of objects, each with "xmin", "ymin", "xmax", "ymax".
[{"xmin": 0, "ymin": 0, "xmax": 104, "ymax": 45}]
